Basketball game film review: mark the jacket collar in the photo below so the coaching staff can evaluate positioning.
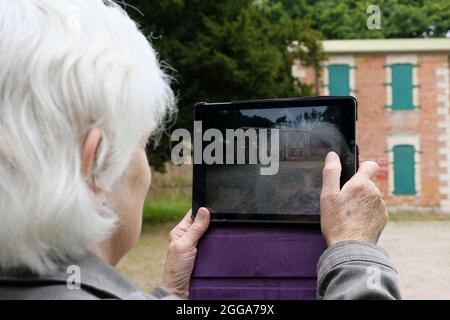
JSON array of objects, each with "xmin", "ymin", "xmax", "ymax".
[{"xmin": 0, "ymin": 253, "xmax": 139, "ymax": 299}]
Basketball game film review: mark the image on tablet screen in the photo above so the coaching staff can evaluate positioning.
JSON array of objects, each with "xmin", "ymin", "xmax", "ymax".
[{"xmin": 203, "ymin": 106, "xmax": 351, "ymax": 215}]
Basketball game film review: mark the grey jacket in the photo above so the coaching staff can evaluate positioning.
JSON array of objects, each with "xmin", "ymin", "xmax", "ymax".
[
  {"xmin": 317, "ymin": 240, "xmax": 401, "ymax": 300},
  {"xmin": 0, "ymin": 241, "xmax": 401, "ymax": 300},
  {"xmin": 0, "ymin": 253, "xmax": 177, "ymax": 300}
]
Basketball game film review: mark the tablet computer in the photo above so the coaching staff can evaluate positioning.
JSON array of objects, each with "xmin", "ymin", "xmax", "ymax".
[{"xmin": 192, "ymin": 96, "xmax": 357, "ymax": 223}]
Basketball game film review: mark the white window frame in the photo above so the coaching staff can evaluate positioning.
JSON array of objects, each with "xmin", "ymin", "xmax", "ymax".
[
  {"xmin": 387, "ymin": 134, "xmax": 420, "ymax": 196},
  {"xmin": 385, "ymin": 54, "xmax": 419, "ymax": 111},
  {"xmin": 322, "ymin": 55, "xmax": 356, "ymax": 96}
]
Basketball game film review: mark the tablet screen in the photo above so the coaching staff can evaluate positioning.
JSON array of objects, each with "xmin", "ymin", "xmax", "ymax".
[{"xmin": 193, "ymin": 97, "xmax": 357, "ymax": 223}]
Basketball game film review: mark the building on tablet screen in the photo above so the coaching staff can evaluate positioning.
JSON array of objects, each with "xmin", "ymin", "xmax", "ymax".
[{"xmin": 293, "ymin": 38, "xmax": 450, "ymax": 213}]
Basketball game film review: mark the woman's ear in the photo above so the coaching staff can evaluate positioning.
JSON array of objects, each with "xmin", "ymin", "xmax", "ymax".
[{"xmin": 81, "ymin": 128, "xmax": 103, "ymax": 189}]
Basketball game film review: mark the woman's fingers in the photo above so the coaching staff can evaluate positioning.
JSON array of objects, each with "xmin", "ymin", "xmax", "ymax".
[
  {"xmin": 180, "ymin": 207, "xmax": 210, "ymax": 249},
  {"xmin": 178, "ymin": 209, "xmax": 194, "ymax": 228},
  {"xmin": 169, "ymin": 209, "xmax": 193, "ymax": 241}
]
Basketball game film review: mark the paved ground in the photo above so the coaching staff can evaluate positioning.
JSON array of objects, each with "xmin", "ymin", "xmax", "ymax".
[
  {"xmin": 118, "ymin": 220, "xmax": 450, "ymax": 300},
  {"xmin": 378, "ymin": 221, "xmax": 450, "ymax": 299}
]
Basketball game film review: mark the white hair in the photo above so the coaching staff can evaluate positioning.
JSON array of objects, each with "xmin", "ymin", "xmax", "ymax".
[{"xmin": 0, "ymin": 0, "xmax": 175, "ymax": 274}]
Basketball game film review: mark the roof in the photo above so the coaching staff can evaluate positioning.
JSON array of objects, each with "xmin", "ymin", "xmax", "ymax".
[{"xmin": 322, "ymin": 38, "xmax": 450, "ymax": 54}]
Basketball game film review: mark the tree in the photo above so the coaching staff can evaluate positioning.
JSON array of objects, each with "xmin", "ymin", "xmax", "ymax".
[
  {"xmin": 123, "ymin": 0, "xmax": 448, "ymax": 171},
  {"xmin": 124, "ymin": 0, "xmax": 323, "ymax": 171},
  {"xmin": 275, "ymin": 0, "xmax": 450, "ymax": 39}
]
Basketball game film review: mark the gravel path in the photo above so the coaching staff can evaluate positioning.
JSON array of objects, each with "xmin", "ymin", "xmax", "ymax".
[
  {"xmin": 117, "ymin": 222, "xmax": 174, "ymax": 292},
  {"xmin": 378, "ymin": 221, "xmax": 450, "ymax": 299},
  {"xmin": 118, "ymin": 220, "xmax": 450, "ymax": 300}
]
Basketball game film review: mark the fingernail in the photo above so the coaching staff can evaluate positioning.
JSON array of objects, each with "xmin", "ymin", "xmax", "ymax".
[
  {"xmin": 197, "ymin": 207, "xmax": 208, "ymax": 220},
  {"xmin": 325, "ymin": 152, "xmax": 338, "ymax": 164}
]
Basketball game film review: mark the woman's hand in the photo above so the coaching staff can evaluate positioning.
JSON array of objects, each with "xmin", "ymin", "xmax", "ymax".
[
  {"xmin": 320, "ymin": 152, "xmax": 388, "ymax": 246},
  {"xmin": 159, "ymin": 208, "xmax": 210, "ymax": 298}
]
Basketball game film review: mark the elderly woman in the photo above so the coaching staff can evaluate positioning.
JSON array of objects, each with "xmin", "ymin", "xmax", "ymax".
[
  {"xmin": 0, "ymin": 0, "xmax": 210, "ymax": 299},
  {"xmin": 0, "ymin": 0, "xmax": 403, "ymax": 301}
]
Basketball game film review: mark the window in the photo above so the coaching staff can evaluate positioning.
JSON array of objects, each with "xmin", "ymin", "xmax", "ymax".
[
  {"xmin": 390, "ymin": 63, "xmax": 414, "ymax": 110},
  {"xmin": 393, "ymin": 145, "xmax": 416, "ymax": 195},
  {"xmin": 327, "ymin": 64, "xmax": 350, "ymax": 96}
]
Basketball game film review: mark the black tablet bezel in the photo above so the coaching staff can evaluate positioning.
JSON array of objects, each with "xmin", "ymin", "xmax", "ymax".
[{"xmin": 192, "ymin": 96, "xmax": 357, "ymax": 223}]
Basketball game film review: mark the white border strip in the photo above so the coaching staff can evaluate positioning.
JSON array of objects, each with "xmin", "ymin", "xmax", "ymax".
[{"xmin": 437, "ymin": 67, "xmax": 450, "ymax": 212}]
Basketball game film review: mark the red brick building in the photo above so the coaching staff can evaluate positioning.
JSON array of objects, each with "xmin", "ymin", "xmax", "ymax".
[{"xmin": 293, "ymin": 39, "xmax": 450, "ymax": 213}]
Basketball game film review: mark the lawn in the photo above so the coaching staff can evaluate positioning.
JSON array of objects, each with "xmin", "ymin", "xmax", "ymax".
[
  {"xmin": 142, "ymin": 194, "xmax": 450, "ymax": 224},
  {"xmin": 388, "ymin": 212, "xmax": 450, "ymax": 221},
  {"xmin": 143, "ymin": 195, "xmax": 191, "ymax": 223}
]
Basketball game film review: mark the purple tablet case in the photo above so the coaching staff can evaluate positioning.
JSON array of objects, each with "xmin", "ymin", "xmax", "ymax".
[{"xmin": 189, "ymin": 223, "xmax": 326, "ymax": 300}]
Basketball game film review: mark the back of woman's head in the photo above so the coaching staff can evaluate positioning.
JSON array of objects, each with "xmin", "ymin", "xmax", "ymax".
[{"xmin": 0, "ymin": 0, "xmax": 175, "ymax": 274}]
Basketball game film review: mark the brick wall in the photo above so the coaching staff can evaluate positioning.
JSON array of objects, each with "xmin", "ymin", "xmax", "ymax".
[
  {"xmin": 296, "ymin": 52, "xmax": 450, "ymax": 212},
  {"xmin": 354, "ymin": 55, "xmax": 389, "ymax": 198}
]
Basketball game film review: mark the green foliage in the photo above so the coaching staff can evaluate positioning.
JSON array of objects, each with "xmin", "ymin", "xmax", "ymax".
[
  {"xmin": 123, "ymin": 0, "xmax": 449, "ymax": 171},
  {"xmin": 277, "ymin": 0, "xmax": 449, "ymax": 39},
  {"xmin": 124, "ymin": 0, "xmax": 321, "ymax": 171}
]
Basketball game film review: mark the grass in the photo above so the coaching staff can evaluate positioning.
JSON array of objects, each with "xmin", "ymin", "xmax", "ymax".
[
  {"xmin": 143, "ymin": 195, "xmax": 191, "ymax": 223},
  {"xmin": 388, "ymin": 212, "xmax": 450, "ymax": 222},
  {"xmin": 141, "ymin": 193, "xmax": 450, "ymax": 224}
]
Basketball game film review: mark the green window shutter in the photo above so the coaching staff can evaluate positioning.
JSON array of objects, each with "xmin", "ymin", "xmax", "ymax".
[
  {"xmin": 328, "ymin": 64, "xmax": 350, "ymax": 96},
  {"xmin": 393, "ymin": 145, "xmax": 416, "ymax": 195},
  {"xmin": 391, "ymin": 64, "xmax": 414, "ymax": 110}
]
